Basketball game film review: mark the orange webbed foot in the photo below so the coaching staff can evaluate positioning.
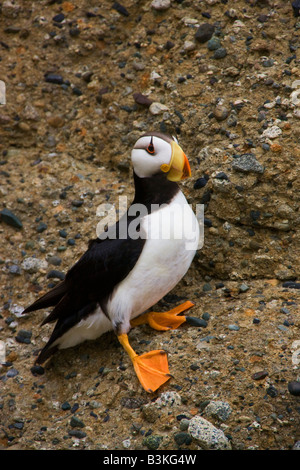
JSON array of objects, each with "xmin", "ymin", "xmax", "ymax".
[
  {"xmin": 118, "ymin": 333, "xmax": 171, "ymax": 392},
  {"xmin": 131, "ymin": 300, "xmax": 195, "ymax": 331}
]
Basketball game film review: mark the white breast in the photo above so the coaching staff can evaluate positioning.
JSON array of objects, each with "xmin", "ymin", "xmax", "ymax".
[{"xmin": 107, "ymin": 190, "xmax": 199, "ymax": 333}]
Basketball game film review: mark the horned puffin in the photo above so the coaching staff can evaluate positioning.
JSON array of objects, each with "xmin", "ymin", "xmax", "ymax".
[{"xmin": 23, "ymin": 132, "xmax": 200, "ymax": 393}]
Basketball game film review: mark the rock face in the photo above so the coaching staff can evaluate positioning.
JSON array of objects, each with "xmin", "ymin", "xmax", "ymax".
[{"xmin": 0, "ymin": 0, "xmax": 300, "ymax": 452}]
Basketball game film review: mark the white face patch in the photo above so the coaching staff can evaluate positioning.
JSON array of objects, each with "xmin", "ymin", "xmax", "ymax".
[{"xmin": 131, "ymin": 136, "xmax": 172, "ymax": 178}]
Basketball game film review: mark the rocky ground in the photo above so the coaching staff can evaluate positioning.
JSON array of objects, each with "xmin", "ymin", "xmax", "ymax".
[{"xmin": 0, "ymin": 0, "xmax": 300, "ymax": 451}]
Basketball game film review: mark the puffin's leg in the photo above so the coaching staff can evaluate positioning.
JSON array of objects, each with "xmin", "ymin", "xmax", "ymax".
[
  {"xmin": 131, "ymin": 301, "xmax": 194, "ymax": 331},
  {"xmin": 118, "ymin": 333, "xmax": 171, "ymax": 393}
]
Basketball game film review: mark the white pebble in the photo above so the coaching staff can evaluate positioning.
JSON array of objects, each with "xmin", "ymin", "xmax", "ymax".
[
  {"xmin": 149, "ymin": 102, "xmax": 169, "ymax": 115},
  {"xmin": 151, "ymin": 0, "xmax": 171, "ymax": 10},
  {"xmin": 261, "ymin": 125, "xmax": 282, "ymax": 139}
]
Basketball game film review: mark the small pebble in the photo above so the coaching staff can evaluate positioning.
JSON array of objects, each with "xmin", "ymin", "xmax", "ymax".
[
  {"xmin": 213, "ymin": 47, "xmax": 227, "ymax": 59},
  {"xmin": 6, "ymin": 368, "xmax": 19, "ymax": 378},
  {"xmin": 0, "ymin": 208, "xmax": 22, "ymax": 229},
  {"xmin": 207, "ymin": 37, "xmax": 221, "ymax": 51},
  {"xmin": 266, "ymin": 386, "xmax": 278, "ymax": 398},
  {"xmin": 143, "ymin": 435, "xmax": 162, "ymax": 450},
  {"xmin": 149, "ymin": 102, "xmax": 169, "ymax": 115},
  {"xmin": 288, "ymin": 381, "xmax": 300, "ymax": 396},
  {"xmin": 68, "ymin": 430, "xmax": 87, "ymax": 439},
  {"xmin": 195, "ymin": 23, "xmax": 215, "ymax": 43},
  {"xmin": 15, "ymin": 329, "xmax": 32, "ymax": 344},
  {"xmin": 239, "ymin": 283, "xmax": 249, "ymax": 293},
  {"xmin": 61, "ymin": 402, "xmax": 71, "ymax": 411},
  {"xmin": 53, "ymin": 13, "xmax": 65, "ymax": 23},
  {"xmin": 30, "ymin": 365, "xmax": 45, "ymax": 376},
  {"xmin": 252, "ymin": 370, "xmax": 268, "ymax": 380},
  {"xmin": 70, "ymin": 416, "xmax": 85, "ymax": 428},
  {"xmin": 47, "ymin": 269, "xmax": 65, "ymax": 280},
  {"xmin": 44, "ymin": 73, "xmax": 64, "ymax": 85},
  {"xmin": 151, "ymin": 0, "xmax": 171, "ymax": 11},
  {"xmin": 133, "ymin": 92, "xmax": 153, "ymax": 107},
  {"xmin": 228, "ymin": 324, "xmax": 240, "ymax": 331},
  {"xmin": 174, "ymin": 432, "xmax": 192, "ymax": 446},
  {"xmin": 36, "ymin": 222, "xmax": 47, "ymax": 233},
  {"xmin": 194, "ymin": 177, "xmax": 207, "ymax": 189},
  {"xmin": 186, "ymin": 317, "xmax": 207, "ymax": 328},
  {"xmin": 112, "ymin": 1, "xmax": 130, "ymax": 16}
]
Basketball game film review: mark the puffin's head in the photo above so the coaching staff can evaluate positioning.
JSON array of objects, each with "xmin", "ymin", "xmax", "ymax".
[{"xmin": 131, "ymin": 132, "xmax": 191, "ymax": 181}]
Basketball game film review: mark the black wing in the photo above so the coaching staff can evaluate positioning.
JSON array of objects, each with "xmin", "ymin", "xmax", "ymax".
[{"xmin": 24, "ymin": 227, "xmax": 145, "ymax": 363}]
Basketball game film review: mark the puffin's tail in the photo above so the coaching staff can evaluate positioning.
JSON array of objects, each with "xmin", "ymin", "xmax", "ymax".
[{"xmin": 23, "ymin": 281, "xmax": 67, "ymax": 315}]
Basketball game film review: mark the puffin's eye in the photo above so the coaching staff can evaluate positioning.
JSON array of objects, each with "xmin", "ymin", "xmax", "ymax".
[{"xmin": 146, "ymin": 137, "xmax": 155, "ymax": 154}]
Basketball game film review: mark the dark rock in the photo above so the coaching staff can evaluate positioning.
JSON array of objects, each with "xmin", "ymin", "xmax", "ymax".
[
  {"xmin": 68, "ymin": 430, "xmax": 87, "ymax": 439},
  {"xmin": 257, "ymin": 14, "xmax": 268, "ymax": 23},
  {"xmin": 59, "ymin": 229, "xmax": 67, "ymax": 238},
  {"xmin": 288, "ymin": 381, "xmax": 300, "ymax": 396},
  {"xmin": 69, "ymin": 27, "xmax": 80, "ymax": 37},
  {"xmin": 61, "ymin": 402, "xmax": 71, "ymax": 410},
  {"xmin": 70, "ymin": 416, "xmax": 85, "ymax": 428},
  {"xmin": 36, "ymin": 222, "xmax": 47, "ymax": 233},
  {"xmin": 204, "ymin": 218, "xmax": 212, "ymax": 227},
  {"xmin": 207, "ymin": 37, "xmax": 221, "ymax": 51},
  {"xmin": 251, "ymin": 370, "xmax": 268, "ymax": 380},
  {"xmin": 194, "ymin": 177, "xmax": 207, "ymax": 189},
  {"xmin": 266, "ymin": 386, "xmax": 278, "ymax": 398},
  {"xmin": 215, "ymin": 172, "xmax": 229, "ymax": 180},
  {"xmin": 200, "ymin": 190, "xmax": 211, "ymax": 204},
  {"xmin": 0, "ymin": 208, "xmax": 22, "ymax": 229},
  {"xmin": 53, "ymin": 13, "xmax": 65, "ymax": 23},
  {"xmin": 47, "ymin": 269, "xmax": 65, "ymax": 280},
  {"xmin": 282, "ymin": 281, "xmax": 300, "ymax": 289},
  {"xmin": 165, "ymin": 40, "xmax": 175, "ymax": 50},
  {"xmin": 72, "ymin": 87, "xmax": 82, "ymax": 96},
  {"xmin": 44, "ymin": 73, "xmax": 64, "ymax": 85},
  {"xmin": 48, "ymin": 256, "xmax": 62, "ymax": 266},
  {"xmin": 143, "ymin": 435, "xmax": 162, "ymax": 450},
  {"xmin": 195, "ymin": 23, "xmax": 215, "ymax": 43},
  {"xmin": 112, "ymin": 2, "xmax": 129, "ymax": 16},
  {"xmin": 15, "ymin": 329, "xmax": 32, "ymax": 344},
  {"xmin": 186, "ymin": 316, "xmax": 207, "ymax": 327},
  {"xmin": 174, "ymin": 432, "xmax": 192, "ymax": 446},
  {"xmin": 30, "ymin": 365, "xmax": 45, "ymax": 376},
  {"xmin": 72, "ymin": 200, "xmax": 84, "ymax": 207},
  {"xmin": 133, "ymin": 92, "xmax": 153, "ymax": 107},
  {"xmin": 213, "ymin": 47, "xmax": 227, "ymax": 59}
]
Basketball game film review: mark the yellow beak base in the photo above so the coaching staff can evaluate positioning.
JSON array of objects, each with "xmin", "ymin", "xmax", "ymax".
[{"xmin": 161, "ymin": 141, "xmax": 191, "ymax": 182}]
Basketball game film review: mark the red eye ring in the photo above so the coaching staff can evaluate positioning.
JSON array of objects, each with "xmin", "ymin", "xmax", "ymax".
[
  {"xmin": 146, "ymin": 144, "xmax": 155, "ymax": 154},
  {"xmin": 146, "ymin": 136, "xmax": 155, "ymax": 154}
]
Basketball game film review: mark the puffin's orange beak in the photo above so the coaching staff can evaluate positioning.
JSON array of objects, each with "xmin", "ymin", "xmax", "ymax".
[{"xmin": 160, "ymin": 141, "xmax": 191, "ymax": 181}]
